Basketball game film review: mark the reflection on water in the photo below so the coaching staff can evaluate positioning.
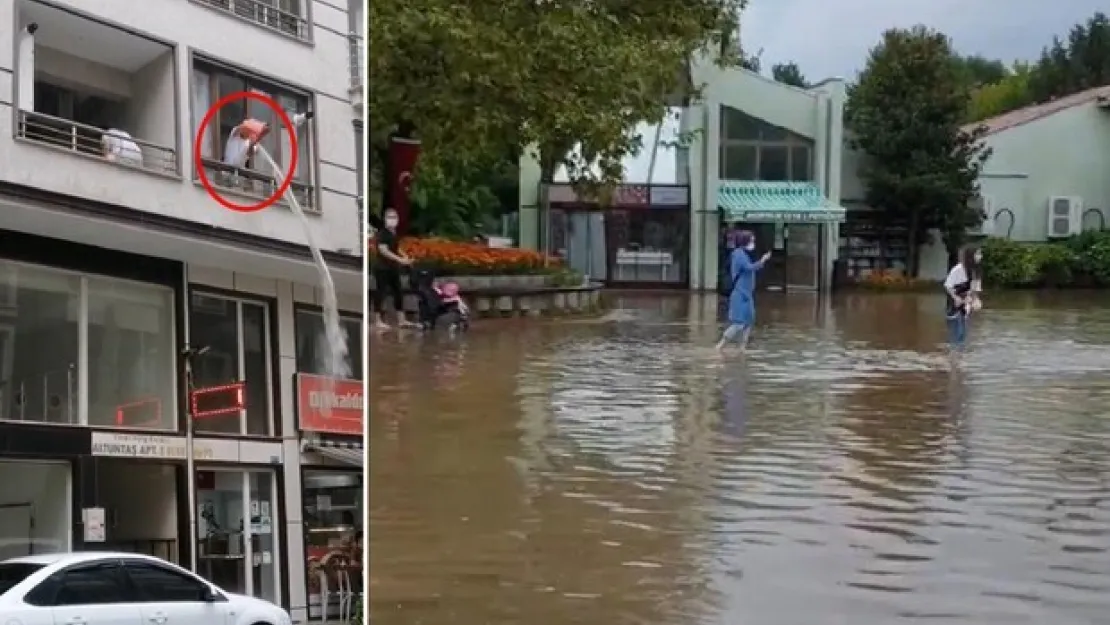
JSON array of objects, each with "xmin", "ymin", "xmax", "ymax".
[{"xmin": 370, "ymin": 291, "xmax": 1110, "ymax": 624}]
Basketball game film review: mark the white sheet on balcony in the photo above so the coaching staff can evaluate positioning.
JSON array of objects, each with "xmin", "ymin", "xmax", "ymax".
[{"xmin": 102, "ymin": 129, "xmax": 143, "ymax": 167}]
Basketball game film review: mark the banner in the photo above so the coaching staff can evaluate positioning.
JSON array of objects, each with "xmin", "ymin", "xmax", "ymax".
[
  {"xmin": 386, "ymin": 136, "xmax": 421, "ymax": 235},
  {"xmin": 296, "ymin": 374, "xmax": 363, "ymax": 436}
]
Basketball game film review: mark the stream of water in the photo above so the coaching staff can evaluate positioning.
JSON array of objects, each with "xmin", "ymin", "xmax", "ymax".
[{"xmin": 256, "ymin": 146, "xmax": 350, "ymax": 379}]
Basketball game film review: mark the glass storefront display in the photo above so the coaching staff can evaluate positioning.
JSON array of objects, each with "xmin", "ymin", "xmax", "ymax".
[
  {"xmin": 195, "ymin": 468, "xmax": 280, "ymax": 604},
  {"xmin": 303, "ymin": 469, "xmax": 362, "ymax": 620},
  {"xmin": 189, "ymin": 293, "xmax": 274, "ymax": 436},
  {"xmin": 0, "ymin": 260, "xmax": 175, "ymax": 428},
  {"xmin": 294, "ymin": 309, "xmax": 362, "ymax": 380}
]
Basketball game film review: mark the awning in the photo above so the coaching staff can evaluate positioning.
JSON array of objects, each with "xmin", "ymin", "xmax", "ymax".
[
  {"xmin": 719, "ymin": 181, "xmax": 846, "ymax": 223},
  {"xmin": 303, "ymin": 439, "xmax": 364, "ymax": 468}
]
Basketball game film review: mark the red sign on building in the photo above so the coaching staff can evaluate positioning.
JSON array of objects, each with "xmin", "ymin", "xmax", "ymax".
[{"xmin": 296, "ymin": 374, "xmax": 363, "ymax": 436}]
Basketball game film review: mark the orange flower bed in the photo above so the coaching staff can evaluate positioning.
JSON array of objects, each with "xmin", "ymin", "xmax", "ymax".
[
  {"xmin": 369, "ymin": 236, "xmax": 562, "ymax": 275},
  {"xmin": 853, "ymin": 269, "xmax": 935, "ymax": 291}
]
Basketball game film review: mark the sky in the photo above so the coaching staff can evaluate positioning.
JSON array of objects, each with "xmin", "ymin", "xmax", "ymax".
[{"xmin": 741, "ymin": 0, "xmax": 1106, "ymax": 82}]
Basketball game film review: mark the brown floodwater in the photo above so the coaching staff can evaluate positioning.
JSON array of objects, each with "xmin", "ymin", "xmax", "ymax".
[{"xmin": 369, "ymin": 291, "xmax": 1110, "ymax": 625}]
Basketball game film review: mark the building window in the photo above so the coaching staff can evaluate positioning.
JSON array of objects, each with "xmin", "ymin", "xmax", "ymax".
[
  {"xmin": 303, "ymin": 469, "xmax": 362, "ymax": 620},
  {"xmin": 191, "ymin": 60, "xmax": 316, "ymax": 210},
  {"xmin": 188, "ymin": 293, "xmax": 273, "ymax": 436},
  {"xmin": 0, "ymin": 260, "xmax": 175, "ymax": 429},
  {"xmin": 87, "ymin": 277, "xmax": 176, "ymax": 429},
  {"xmin": 294, "ymin": 309, "xmax": 362, "ymax": 380},
  {"xmin": 193, "ymin": 0, "xmax": 309, "ymax": 40},
  {"xmin": 195, "ymin": 469, "xmax": 280, "ymax": 603},
  {"xmin": 718, "ymin": 105, "xmax": 815, "ymax": 182}
]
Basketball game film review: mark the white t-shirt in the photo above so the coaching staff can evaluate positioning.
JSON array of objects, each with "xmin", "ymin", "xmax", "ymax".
[
  {"xmin": 944, "ymin": 264, "xmax": 982, "ymax": 293},
  {"xmin": 101, "ymin": 129, "xmax": 143, "ymax": 166}
]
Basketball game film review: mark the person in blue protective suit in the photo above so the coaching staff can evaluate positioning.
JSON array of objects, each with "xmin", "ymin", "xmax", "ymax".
[{"xmin": 716, "ymin": 230, "xmax": 771, "ymax": 351}]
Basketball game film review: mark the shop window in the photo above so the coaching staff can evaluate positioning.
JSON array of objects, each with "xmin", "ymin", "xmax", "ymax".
[
  {"xmin": 87, "ymin": 277, "xmax": 175, "ymax": 430},
  {"xmin": 189, "ymin": 293, "xmax": 273, "ymax": 436},
  {"xmin": 791, "ymin": 145, "xmax": 812, "ymax": 181},
  {"xmin": 0, "ymin": 260, "xmax": 174, "ymax": 429},
  {"xmin": 294, "ymin": 309, "xmax": 362, "ymax": 380},
  {"xmin": 195, "ymin": 469, "xmax": 279, "ymax": 604},
  {"xmin": 303, "ymin": 469, "xmax": 362, "ymax": 620},
  {"xmin": 758, "ymin": 146, "xmax": 790, "ymax": 181},
  {"xmin": 720, "ymin": 144, "xmax": 758, "ymax": 180},
  {"xmin": 720, "ymin": 106, "xmax": 800, "ymax": 142}
]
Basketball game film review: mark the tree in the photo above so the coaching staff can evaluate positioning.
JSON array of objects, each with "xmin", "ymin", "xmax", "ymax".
[
  {"xmin": 967, "ymin": 62, "xmax": 1034, "ymax": 122},
  {"xmin": 771, "ymin": 61, "xmax": 807, "ymax": 88},
  {"xmin": 846, "ymin": 26, "xmax": 992, "ymax": 275},
  {"xmin": 1027, "ymin": 12, "xmax": 1110, "ymax": 102},
  {"xmin": 952, "ymin": 54, "xmax": 1007, "ymax": 88},
  {"xmin": 369, "ymin": 0, "xmax": 746, "ymax": 199}
]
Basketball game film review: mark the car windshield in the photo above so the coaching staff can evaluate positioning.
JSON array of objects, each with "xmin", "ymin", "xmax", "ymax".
[{"xmin": 0, "ymin": 562, "xmax": 44, "ymax": 596}]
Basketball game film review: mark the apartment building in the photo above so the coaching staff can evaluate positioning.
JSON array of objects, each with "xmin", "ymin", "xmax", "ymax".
[{"xmin": 0, "ymin": 0, "xmax": 365, "ymax": 621}]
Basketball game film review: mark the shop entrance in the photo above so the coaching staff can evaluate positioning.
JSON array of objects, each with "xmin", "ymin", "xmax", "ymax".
[
  {"xmin": 0, "ymin": 460, "xmax": 71, "ymax": 560},
  {"xmin": 303, "ymin": 469, "xmax": 363, "ymax": 621},
  {"xmin": 85, "ymin": 458, "xmax": 181, "ymax": 563},
  {"xmin": 196, "ymin": 468, "xmax": 281, "ymax": 606},
  {"xmin": 722, "ymin": 222, "xmax": 821, "ymax": 291},
  {"xmin": 550, "ymin": 208, "xmax": 690, "ymax": 287}
]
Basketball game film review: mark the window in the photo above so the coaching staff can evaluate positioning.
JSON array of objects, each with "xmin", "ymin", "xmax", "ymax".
[
  {"xmin": 720, "ymin": 144, "xmax": 757, "ymax": 180},
  {"xmin": 189, "ymin": 294, "xmax": 273, "ymax": 436},
  {"xmin": 791, "ymin": 145, "xmax": 812, "ymax": 181},
  {"xmin": 758, "ymin": 146, "xmax": 789, "ymax": 181},
  {"xmin": 52, "ymin": 562, "xmax": 131, "ymax": 606},
  {"xmin": 354, "ymin": 121, "xmax": 364, "ymax": 226},
  {"xmin": 303, "ymin": 469, "xmax": 362, "ymax": 620},
  {"xmin": 123, "ymin": 561, "xmax": 212, "ymax": 602},
  {"xmin": 87, "ymin": 277, "xmax": 175, "ymax": 430},
  {"xmin": 191, "ymin": 60, "xmax": 314, "ymax": 207},
  {"xmin": 0, "ymin": 562, "xmax": 42, "ymax": 597},
  {"xmin": 294, "ymin": 309, "xmax": 362, "ymax": 380}
]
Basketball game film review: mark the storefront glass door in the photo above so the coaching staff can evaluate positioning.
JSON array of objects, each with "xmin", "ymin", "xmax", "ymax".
[
  {"xmin": 786, "ymin": 224, "xmax": 821, "ymax": 290},
  {"xmin": 304, "ymin": 469, "xmax": 363, "ymax": 620},
  {"xmin": 196, "ymin": 469, "xmax": 280, "ymax": 605}
]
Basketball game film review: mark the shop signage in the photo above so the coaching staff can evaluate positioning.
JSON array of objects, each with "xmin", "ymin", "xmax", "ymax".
[
  {"xmin": 649, "ymin": 186, "xmax": 689, "ymax": 206},
  {"xmin": 736, "ymin": 210, "xmax": 846, "ymax": 223},
  {"xmin": 89, "ymin": 432, "xmax": 271, "ymax": 463},
  {"xmin": 546, "ymin": 183, "xmax": 684, "ymax": 208},
  {"xmin": 296, "ymin": 374, "xmax": 364, "ymax": 436}
]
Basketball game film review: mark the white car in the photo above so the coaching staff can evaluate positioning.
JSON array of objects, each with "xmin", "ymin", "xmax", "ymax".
[{"xmin": 0, "ymin": 551, "xmax": 292, "ymax": 625}]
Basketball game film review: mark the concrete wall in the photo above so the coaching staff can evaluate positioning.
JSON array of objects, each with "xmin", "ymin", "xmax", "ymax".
[
  {"xmin": 0, "ymin": 460, "xmax": 70, "ymax": 560},
  {"xmin": 124, "ymin": 51, "xmax": 177, "ymax": 156},
  {"xmin": 0, "ymin": 0, "xmax": 360, "ymax": 255},
  {"xmin": 977, "ymin": 104, "xmax": 1110, "ymax": 242}
]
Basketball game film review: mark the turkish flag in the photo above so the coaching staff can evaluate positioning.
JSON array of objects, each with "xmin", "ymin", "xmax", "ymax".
[{"xmin": 387, "ymin": 136, "xmax": 421, "ymax": 235}]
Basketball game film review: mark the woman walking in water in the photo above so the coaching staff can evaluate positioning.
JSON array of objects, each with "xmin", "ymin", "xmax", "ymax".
[
  {"xmin": 716, "ymin": 230, "xmax": 772, "ymax": 351},
  {"xmin": 943, "ymin": 244, "xmax": 983, "ymax": 352}
]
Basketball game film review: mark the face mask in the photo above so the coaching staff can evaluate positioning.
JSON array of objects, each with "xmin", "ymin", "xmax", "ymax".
[
  {"xmin": 745, "ymin": 243, "xmax": 756, "ymax": 251},
  {"xmin": 385, "ymin": 218, "xmax": 399, "ymax": 228}
]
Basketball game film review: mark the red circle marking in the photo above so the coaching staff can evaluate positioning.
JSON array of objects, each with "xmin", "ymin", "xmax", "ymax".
[{"xmin": 194, "ymin": 91, "xmax": 299, "ymax": 213}]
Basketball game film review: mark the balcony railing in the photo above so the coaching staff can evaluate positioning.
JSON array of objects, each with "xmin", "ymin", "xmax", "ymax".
[
  {"xmin": 16, "ymin": 111, "xmax": 178, "ymax": 176},
  {"xmin": 194, "ymin": 0, "xmax": 310, "ymax": 41},
  {"xmin": 199, "ymin": 157, "xmax": 317, "ymax": 212},
  {"xmin": 349, "ymin": 34, "xmax": 364, "ymax": 92}
]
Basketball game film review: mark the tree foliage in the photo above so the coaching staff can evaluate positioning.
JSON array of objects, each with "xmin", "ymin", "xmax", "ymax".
[
  {"xmin": 369, "ymin": 0, "xmax": 745, "ymax": 189},
  {"xmin": 846, "ymin": 26, "xmax": 993, "ymax": 274},
  {"xmin": 952, "ymin": 54, "xmax": 1007, "ymax": 88},
  {"xmin": 771, "ymin": 61, "xmax": 807, "ymax": 88},
  {"xmin": 963, "ymin": 12, "xmax": 1110, "ymax": 122}
]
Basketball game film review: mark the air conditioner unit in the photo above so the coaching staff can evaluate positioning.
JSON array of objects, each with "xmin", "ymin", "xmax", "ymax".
[
  {"xmin": 1046, "ymin": 196, "xmax": 1082, "ymax": 238},
  {"xmin": 968, "ymin": 195, "xmax": 995, "ymax": 236}
]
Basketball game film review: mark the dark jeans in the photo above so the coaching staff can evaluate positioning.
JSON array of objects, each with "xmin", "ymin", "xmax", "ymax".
[{"xmin": 372, "ymin": 269, "xmax": 404, "ymax": 315}]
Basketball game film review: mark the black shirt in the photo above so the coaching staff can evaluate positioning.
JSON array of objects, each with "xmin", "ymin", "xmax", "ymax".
[{"xmin": 375, "ymin": 228, "xmax": 400, "ymax": 271}]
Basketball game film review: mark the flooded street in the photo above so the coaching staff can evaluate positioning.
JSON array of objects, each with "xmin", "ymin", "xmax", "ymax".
[{"xmin": 370, "ymin": 292, "xmax": 1110, "ymax": 624}]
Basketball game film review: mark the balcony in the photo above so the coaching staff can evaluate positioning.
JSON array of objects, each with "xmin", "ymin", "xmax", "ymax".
[
  {"xmin": 13, "ymin": 1, "xmax": 179, "ymax": 177},
  {"xmin": 198, "ymin": 158, "xmax": 316, "ymax": 212},
  {"xmin": 193, "ymin": 0, "xmax": 310, "ymax": 41}
]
